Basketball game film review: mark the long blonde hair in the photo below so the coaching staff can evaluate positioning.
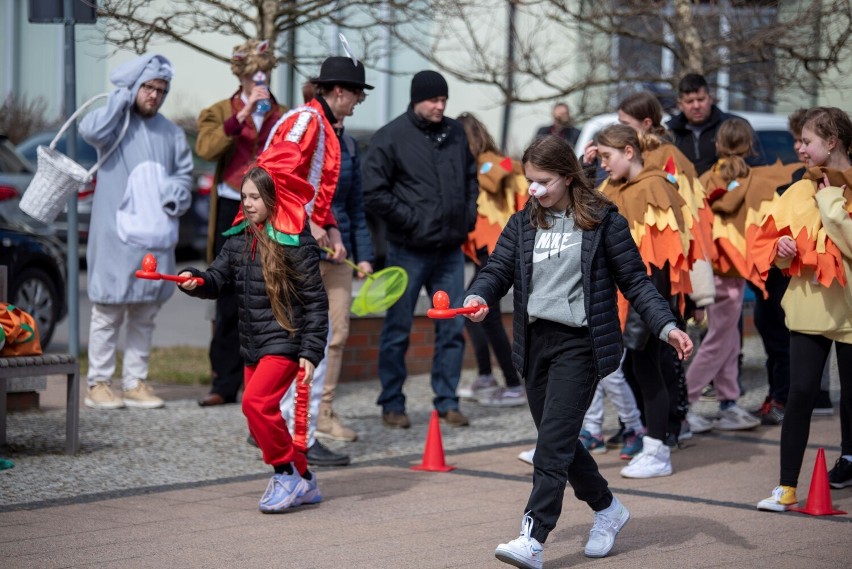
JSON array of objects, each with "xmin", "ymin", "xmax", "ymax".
[
  {"xmin": 594, "ymin": 123, "xmax": 661, "ymax": 161},
  {"xmin": 242, "ymin": 167, "xmax": 300, "ymax": 333}
]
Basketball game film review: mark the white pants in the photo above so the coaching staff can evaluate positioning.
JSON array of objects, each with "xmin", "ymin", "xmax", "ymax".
[
  {"xmin": 87, "ymin": 302, "xmax": 162, "ymax": 390},
  {"xmin": 280, "ymin": 317, "xmax": 331, "ymax": 448},
  {"xmin": 582, "ymin": 350, "xmax": 644, "ymax": 436}
]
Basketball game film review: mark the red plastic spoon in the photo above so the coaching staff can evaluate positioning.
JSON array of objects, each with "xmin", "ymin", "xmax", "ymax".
[
  {"xmin": 135, "ymin": 253, "xmax": 204, "ymax": 285},
  {"xmin": 426, "ymin": 290, "xmax": 486, "ymax": 319}
]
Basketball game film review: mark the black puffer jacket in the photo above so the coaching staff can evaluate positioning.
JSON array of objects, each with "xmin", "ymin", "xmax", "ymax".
[
  {"xmin": 362, "ymin": 107, "xmax": 478, "ymax": 251},
  {"xmin": 467, "ymin": 204, "xmax": 676, "ymax": 380},
  {"xmin": 181, "ymin": 226, "xmax": 328, "ymax": 366}
]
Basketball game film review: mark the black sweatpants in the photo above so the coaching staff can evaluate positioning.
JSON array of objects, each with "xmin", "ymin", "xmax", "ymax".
[
  {"xmin": 779, "ymin": 332, "xmax": 852, "ymax": 487},
  {"xmin": 524, "ymin": 320, "xmax": 612, "ymax": 544},
  {"xmin": 208, "ymin": 197, "xmax": 244, "ymax": 401}
]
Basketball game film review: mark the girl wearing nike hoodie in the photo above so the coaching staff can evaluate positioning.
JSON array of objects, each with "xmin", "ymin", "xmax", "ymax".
[{"xmin": 464, "ymin": 134, "xmax": 692, "ymax": 569}]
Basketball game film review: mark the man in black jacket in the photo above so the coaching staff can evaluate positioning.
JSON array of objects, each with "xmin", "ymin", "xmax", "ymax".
[
  {"xmin": 363, "ymin": 70, "xmax": 478, "ymax": 429},
  {"xmin": 666, "ymin": 73, "xmax": 764, "ymax": 175}
]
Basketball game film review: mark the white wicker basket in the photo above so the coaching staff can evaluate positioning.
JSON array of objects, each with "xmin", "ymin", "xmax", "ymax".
[{"xmin": 19, "ymin": 93, "xmax": 130, "ymax": 224}]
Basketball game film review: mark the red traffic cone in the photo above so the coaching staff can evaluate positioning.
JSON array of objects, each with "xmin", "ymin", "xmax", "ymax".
[
  {"xmin": 789, "ymin": 447, "xmax": 846, "ymax": 516},
  {"xmin": 411, "ymin": 410, "xmax": 455, "ymax": 472}
]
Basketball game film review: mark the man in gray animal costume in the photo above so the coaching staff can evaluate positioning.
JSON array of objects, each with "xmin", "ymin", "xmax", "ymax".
[{"xmin": 79, "ymin": 54, "xmax": 193, "ymax": 410}]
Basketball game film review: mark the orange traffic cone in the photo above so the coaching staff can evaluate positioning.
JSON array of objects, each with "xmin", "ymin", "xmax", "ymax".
[
  {"xmin": 411, "ymin": 410, "xmax": 455, "ymax": 472},
  {"xmin": 789, "ymin": 447, "xmax": 846, "ymax": 516}
]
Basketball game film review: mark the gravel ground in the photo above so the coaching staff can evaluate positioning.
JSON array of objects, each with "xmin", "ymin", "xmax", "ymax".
[{"xmin": 0, "ymin": 335, "xmax": 840, "ymax": 509}]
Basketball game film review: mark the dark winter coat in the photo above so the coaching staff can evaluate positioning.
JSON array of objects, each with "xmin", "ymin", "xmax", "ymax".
[
  {"xmin": 466, "ymin": 204, "xmax": 676, "ymax": 380},
  {"xmin": 362, "ymin": 107, "xmax": 478, "ymax": 251},
  {"xmin": 667, "ymin": 105, "xmax": 765, "ymax": 175},
  {"xmin": 330, "ymin": 134, "xmax": 374, "ymax": 264},
  {"xmin": 181, "ymin": 225, "xmax": 328, "ymax": 366}
]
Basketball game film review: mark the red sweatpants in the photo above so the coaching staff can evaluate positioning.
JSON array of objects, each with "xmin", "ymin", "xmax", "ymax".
[{"xmin": 243, "ymin": 355, "xmax": 308, "ymax": 475}]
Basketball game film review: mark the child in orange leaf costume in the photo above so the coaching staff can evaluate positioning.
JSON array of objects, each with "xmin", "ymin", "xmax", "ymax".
[
  {"xmin": 457, "ymin": 112, "xmax": 528, "ymax": 406},
  {"xmin": 753, "ymin": 107, "xmax": 852, "ymax": 511},
  {"xmin": 593, "ymin": 124, "xmax": 702, "ymax": 479}
]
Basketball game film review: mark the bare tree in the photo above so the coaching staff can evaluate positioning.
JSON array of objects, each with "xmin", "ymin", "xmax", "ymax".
[
  {"xmin": 378, "ymin": 0, "xmax": 852, "ymax": 116},
  {"xmin": 96, "ymin": 0, "xmax": 398, "ymax": 70}
]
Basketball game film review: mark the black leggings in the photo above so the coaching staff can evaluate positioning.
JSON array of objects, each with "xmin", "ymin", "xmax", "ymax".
[
  {"xmin": 779, "ymin": 332, "xmax": 852, "ymax": 487},
  {"xmin": 630, "ymin": 336, "xmax": 680, "ymax": 441}
]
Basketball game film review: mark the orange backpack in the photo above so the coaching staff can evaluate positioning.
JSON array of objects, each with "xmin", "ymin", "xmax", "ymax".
[{"xmin": 0, "ymin": 303, "xmax": 43, "ymax": 357}]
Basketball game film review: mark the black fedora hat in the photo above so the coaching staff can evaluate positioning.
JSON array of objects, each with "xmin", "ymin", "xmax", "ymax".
[{"xmin": 311, "ymin": 56, "xmax": 374, "ymax": 90}]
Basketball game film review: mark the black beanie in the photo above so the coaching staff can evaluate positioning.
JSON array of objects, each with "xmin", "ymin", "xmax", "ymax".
[{"xmin": 410, "ymin": 70, "xmax": 449, "ymax": 104}]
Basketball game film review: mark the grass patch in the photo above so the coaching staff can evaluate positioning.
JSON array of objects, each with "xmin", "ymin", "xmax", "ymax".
[{"xmin": 78, "ymin": 346, "xmax": 211, "ymax": 386}]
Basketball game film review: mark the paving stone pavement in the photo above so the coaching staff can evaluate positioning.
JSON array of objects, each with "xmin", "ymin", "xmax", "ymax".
[{"xmin": 1, "ymin": 336, "xmax": 850, "ymax": 568}]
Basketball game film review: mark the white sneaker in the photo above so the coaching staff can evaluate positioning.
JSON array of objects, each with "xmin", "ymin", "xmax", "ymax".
[
  {"xmin": 686, "ymin": 410, "xmax": 714, "ymax": 433},
  {"xmin": 495, "ymin": 514, "xmax": 543, "ymax": 569},
  {"xmin": 517, "ymin": 447, "xmax": 535, "ymax": 466},
  {"xmin": 457, "ymin": 374, "xmax": 499, "ymax": 400},
  {"xmin": 620, "ymin": 436, "xmax": 672, "ymax": 478},
  {"xmin": 585, "ymin": 495, "xmax": 630, "ymax": 558},
  {"xmin": 713, "ymin": 404, "xmax": 760, "ymax": 431}
]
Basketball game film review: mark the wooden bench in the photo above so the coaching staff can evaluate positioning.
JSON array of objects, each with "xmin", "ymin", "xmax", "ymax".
[
  {"xmin": 0, "ymin": 354, "xmax": 80, "ymax": 454},
  {"xmin": 1, "ymin": 266, "xmax": 80, "ymax": 454}
]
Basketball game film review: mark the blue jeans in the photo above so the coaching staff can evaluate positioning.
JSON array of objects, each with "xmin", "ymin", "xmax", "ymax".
[{"xmin": 377, "ymin": 242, "xmax": 465, "ymax": 414}]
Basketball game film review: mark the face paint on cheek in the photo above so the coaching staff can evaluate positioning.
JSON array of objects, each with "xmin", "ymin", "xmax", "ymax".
[{"xmin": 529, "ymin": 182, "xmax": 548, "ymax": 198}]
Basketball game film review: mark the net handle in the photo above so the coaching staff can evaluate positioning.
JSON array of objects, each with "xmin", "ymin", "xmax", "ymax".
[{"xmin": 321, "ymin": 246, "xmax": 372, "ymax": 275}]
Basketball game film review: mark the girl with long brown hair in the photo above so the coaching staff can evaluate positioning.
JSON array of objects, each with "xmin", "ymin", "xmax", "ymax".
[
  {"xmin": 178, "ymin": 141, "xmax": 330, "ymax": 514},
  {"xmin": 463, "ymin": 134, "xmax": 692, "ymax": 568}
]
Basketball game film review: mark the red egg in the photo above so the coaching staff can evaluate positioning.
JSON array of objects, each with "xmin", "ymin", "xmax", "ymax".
[
  {"xmin": 141, "ymin": 253, "xmax": 157, "ymax": 273},
  {"xmin": 433, "ymin": 290, "xmax": 450, "ymax": 310}
]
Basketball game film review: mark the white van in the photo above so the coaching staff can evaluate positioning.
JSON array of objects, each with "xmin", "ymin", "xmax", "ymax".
[{"xmin": 573, "ymin": 111, "xmax": 797, "ymax": 165}]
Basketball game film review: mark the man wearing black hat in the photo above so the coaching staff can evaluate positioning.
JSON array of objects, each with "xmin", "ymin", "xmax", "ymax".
[
  {"xmin": 363, "ymin": 70, "xmax": 479, "ymax": 429},
  {"xmin": 267, "ymin": 53, "xmax": 374, "ymax": 467}
]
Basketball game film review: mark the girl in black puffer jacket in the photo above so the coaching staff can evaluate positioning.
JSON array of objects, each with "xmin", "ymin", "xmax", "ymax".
[
  {"xmin": 464, "ymin": 135, "xmax": 692, "ymax": 569},
  {"xmin": 179, "ymin": 141, "xmax": 328, "ymax": 514}
]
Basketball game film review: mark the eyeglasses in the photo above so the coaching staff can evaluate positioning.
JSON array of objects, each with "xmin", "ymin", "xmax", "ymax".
[
  {"xmin": 344, "ymin": 86, "xmax": 367, "ymax": 104},
  {"xmin": 140, "ymin": 83, "xmax": 168, "ymax": 97}
]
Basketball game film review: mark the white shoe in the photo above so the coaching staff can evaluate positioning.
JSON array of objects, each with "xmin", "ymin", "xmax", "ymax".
[
  {"xmin": 713, "ymin": 404, "xmax": 760, "ymax": 430},
  {"xmin": 620, "ymin": 436, "xmax": 672, "ymax": 478},
  {"xmin": 686, "ymin": 410, "xmax": 714, "ymax": 433},
  {"xmin": 585, "ymin": 495, "xmax": 630, "ymax": 557},
  {"xmin": 517, "ymin": 447, "xmax": 535, "ymax": 465},
  {"xmin": 122, "ymin": 380, "xmax": 165, "ymax": 409},
  {"xmin": 495, "ymin": 514, "xmax": 543, "ymax": 569}
]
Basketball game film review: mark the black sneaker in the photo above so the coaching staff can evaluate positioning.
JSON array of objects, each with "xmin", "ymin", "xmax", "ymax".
[
  {"xmin": 606, "ymin": 426, "xmax": 625, "ymax": 449},
  {"xmin": 306, "ymin": 440, "xmax": 351, "ymax": 467},
  {"xmin": 828, "ymin": 456, "xmax": 852, "ymax": 489},
  {"xmin": 758, "ymin": 399, "xmax": 785, "ymax": 426},
  {"xmin": 664, "ymin": 432, "xmax": 682, "ymax": 452}
]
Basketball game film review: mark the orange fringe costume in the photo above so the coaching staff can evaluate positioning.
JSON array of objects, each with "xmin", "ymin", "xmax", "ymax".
[
  {"xmin": 752, "ymin": 166, "xmax": 852, "ymax": 289},
  {"xmin": 462, "ymin": 151, "xmax": 528, "ymax": 263},
  {"xmin": 700, "ymin": 160, "xmax": 796, "ymax": 294},
  {"xmin": 600, "ymin": 166, "xmax": 701, "ymax": 325},
  {"xmin": 644, "ymin": 143, "xmax": 713, "ymax": 266}
]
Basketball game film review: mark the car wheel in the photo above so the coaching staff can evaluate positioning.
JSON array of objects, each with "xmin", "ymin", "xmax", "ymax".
[{"xmin": 11, "ymin": 267, "xmax": 60, "ymax": 349}]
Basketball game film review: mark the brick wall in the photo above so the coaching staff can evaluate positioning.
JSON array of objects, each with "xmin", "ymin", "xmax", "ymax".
[
  {"xmin": 341, "ymin": 312, "xmax": 514, "ymax": 382},
  {"xmin": 339, "ymin": 306, "xmax": 757, "ymax": 383}
]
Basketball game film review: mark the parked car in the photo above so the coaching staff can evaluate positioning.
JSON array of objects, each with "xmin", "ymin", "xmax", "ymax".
[
  {"xmin": 0, "ymin": 134, "xmax": 35, "ymax": 203},
  {"xmin": 16, "ymin": 128, "xmax": 214, "ymax": 257},
  {"xmin": 573, "ymin": 111, "xmax": 798, "ymax": 165},
  {"xmin": 0, "ymin": 201, "xmax": 67, "ymax": 348}
]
